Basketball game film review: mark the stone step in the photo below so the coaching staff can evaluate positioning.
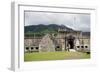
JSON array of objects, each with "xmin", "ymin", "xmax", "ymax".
[{"xmin": 69, "ymin": 49, "xmax": 76, "ymax": 52}]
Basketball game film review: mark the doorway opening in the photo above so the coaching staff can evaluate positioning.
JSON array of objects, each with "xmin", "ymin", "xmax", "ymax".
[{"xmin": 67, "ymin": 35, "xmax": 75, "ymax": 49}]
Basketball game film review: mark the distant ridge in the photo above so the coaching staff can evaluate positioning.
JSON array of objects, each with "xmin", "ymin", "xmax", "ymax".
[{"xmin": 24, "ymin": 24, "xmax": 74, "ymax": 33}]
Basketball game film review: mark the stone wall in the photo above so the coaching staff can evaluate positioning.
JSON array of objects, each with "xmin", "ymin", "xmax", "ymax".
[
  {"xmin": 24, "ymin": 31, "xmax": 90, "ymax": 52},
  {"xmin": 39, "ymin": 34, "xmax": 55, "ymax": 52}
]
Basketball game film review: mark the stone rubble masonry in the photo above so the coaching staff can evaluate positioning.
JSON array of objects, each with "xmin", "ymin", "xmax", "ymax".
[{"xmin": 39, "ymin": 34, "xmax": 55, "ymax": 52}]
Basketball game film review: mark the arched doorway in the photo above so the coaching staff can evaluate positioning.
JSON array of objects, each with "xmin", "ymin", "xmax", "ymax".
[{"xmin": 67, "ymin": 35, "xmax": 75, "ymax": 49}]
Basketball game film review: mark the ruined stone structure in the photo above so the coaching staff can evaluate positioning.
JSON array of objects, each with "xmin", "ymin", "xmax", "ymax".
[
  {"xmin": 39, "ymin": 34, "xmax": 55, "ymax": 52},
  {"xmin": 24, "ymin": 28, "xmax": 90, "ymax": 53}
]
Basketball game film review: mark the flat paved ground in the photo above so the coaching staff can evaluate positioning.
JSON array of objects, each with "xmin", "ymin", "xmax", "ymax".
[{"xmin": 24, "ymin": 51, "xmax": 90, "ymax": 62}]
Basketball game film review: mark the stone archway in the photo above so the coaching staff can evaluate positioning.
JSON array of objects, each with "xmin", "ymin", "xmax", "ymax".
[{"xmin": 66, "ymin": 35, "xmax": 75, "ymax": 49}]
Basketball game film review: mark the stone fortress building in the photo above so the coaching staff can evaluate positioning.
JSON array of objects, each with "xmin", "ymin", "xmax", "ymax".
[{"xmin": 24, "ymin": 28, "xmax": 90, "ymax": 53}]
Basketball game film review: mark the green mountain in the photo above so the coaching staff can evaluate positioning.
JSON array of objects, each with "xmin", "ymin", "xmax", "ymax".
[
  {"xmin": 24, "ymin": 24, "xmax": 73, "ymax": 33},
  {"xmin": 24, "ymin": 24, "xmax": 90, "ymax": 37}
]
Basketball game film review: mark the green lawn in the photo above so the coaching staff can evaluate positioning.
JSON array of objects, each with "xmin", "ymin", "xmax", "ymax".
[{"xmin": 24, "ymin": 51, "xmax": 90, "ymax": 62}]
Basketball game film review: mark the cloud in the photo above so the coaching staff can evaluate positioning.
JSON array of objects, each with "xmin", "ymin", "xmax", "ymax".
[{"xmin": 25, "ymin": 11, "xmax": 90, "ymax": 32}]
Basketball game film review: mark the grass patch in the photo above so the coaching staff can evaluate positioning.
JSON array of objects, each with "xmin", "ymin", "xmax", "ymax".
[{"xmin": 24, "ymin": 51, "xmax": 90, "ymax": 62}]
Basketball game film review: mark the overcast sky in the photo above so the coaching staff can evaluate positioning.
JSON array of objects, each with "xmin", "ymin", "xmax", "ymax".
[{"xmin": 25, "ymin": 11, "xmax": 90, "ymax": 32}]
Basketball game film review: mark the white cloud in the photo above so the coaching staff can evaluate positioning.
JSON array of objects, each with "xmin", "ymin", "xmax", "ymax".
[{"xmin": 25, "ymin": 11, "xmax": 90, "ymax": 32}]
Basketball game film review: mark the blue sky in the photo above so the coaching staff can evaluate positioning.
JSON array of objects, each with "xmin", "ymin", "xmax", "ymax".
[{"xmin": 25, "ymin": 11, "xmax": 90, "ymax": 32}]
